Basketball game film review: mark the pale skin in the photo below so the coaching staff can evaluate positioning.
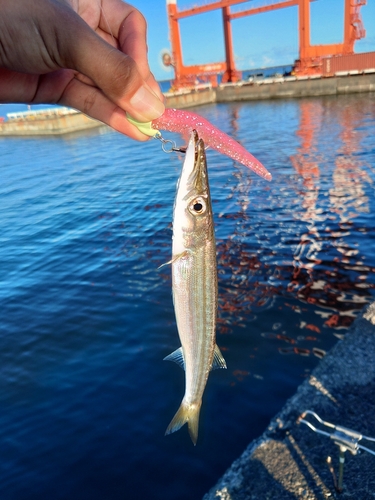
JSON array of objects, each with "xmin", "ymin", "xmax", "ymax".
[{"xmin": 0, "ymin": 0, "xmax": 165, "ymax": 140}]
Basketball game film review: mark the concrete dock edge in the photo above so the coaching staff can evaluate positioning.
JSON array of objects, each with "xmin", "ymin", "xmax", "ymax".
[
  {"xmin": 1, "ymin": 74, "xmax": 374, "ymax": 136},
  {"xmin": 203, "ymin": 302, "xmax": 375, "ymax": 500}
]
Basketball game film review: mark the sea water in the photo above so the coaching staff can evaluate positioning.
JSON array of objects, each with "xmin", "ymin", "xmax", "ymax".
[{"xmin": 0, "ymin": 93, "xmax": 375, "ymax": 499}]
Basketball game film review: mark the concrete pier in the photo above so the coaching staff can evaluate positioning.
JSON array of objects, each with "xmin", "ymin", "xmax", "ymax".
[
  {"xmin": 215, "ymin": 72, "xmax": 375, "ymax": 103},
  {"xmin": 1, "ymin": 72, "xmax": 374, "ymax": 136},
  {"xmin": 0, "ymin": 108, "xmax": 103, "ymax": 137},
  {"xmin": 203, "ymin": 302, "xmax": 375, "ymax": 500},
  {"xmin": 164, "ymin": 72, "xmax": 375, "ymax": 110},
  {"xmin": 165, "ymin": 86, "xmax": 216, "ymax": 108}
]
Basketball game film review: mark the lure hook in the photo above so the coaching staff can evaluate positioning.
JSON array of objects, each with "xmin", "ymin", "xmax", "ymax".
[{"xmin": 155, "ymin": 133, "xmax": 186, "ymax": 154}]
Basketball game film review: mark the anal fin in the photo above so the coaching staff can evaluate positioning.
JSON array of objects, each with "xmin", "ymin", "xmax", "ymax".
[{"xmin": 211, "ymin": 345, "xmax": 227, "ymax": 370}]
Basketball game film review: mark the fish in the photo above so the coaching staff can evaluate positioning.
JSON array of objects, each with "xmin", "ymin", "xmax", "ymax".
[{"xmin": 164, "ymin": 129, "xmax": 226, "ymax": 445}]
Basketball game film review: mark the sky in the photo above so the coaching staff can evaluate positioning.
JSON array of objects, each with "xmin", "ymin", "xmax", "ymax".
[{"xmin": 134, "ymin": 0, "xmax": 375, "ymax": 81}]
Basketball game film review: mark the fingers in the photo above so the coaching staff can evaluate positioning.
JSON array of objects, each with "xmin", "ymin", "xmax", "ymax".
[
  {"xmin": 145, "ymin": 73, "xmax": 165, "ymax": 102},
  {"xmin": 64, "ymin": 18, "xmax": 164, "ymax": 122},
  {"xmin": 59, "ymin": 75, "xmax": 152, "ymax": 141},
  {"xmin": 94, "ymin": 1, "xmax": 148, "ymax": 72},
  {"xmin": 2, "ymin": 65, "xmax": 155, "ymax": 141},
  {"xmin": 0, "ymin": 68, "xmax": 37, "ymax": 102},
  {"xmin": 94, "ymin": 0, "xmax": 164, "ymax": 100},
  {"xmin": 115, "ymin": 6, "xmax": 165, "ymax": 100},
  {"xmin": 0, "ymin": 0, "xmax": 165, "ymax": 135}
]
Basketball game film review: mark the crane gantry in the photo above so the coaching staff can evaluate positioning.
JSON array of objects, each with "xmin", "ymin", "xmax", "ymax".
[{"xmin": 166, "ymin": 0, "xmax": 366, "ymax": 89}]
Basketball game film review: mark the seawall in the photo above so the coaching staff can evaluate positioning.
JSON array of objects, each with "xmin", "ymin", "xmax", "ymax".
[
  {"xmin": 1, "ymin": 72, "xmax": 374, "ymax": 136},
  {"xmin": 0, "ymin": 109, "xmax": 103, "ymax": 137},
  {"xmin": 216, "ymin": 72, "xmax": 375, "ymax": 102},
  {"xmin": 203, "ymin": 302, "xmax": 375, "ymax": 499},
  {"xmin": 166, "ymin": 72, "xmax": 375, "ymax": 109}
]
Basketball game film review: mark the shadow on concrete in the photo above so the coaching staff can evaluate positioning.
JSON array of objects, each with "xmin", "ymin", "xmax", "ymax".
[{"xmin": 204, "ymin": 303, "xmax": 375, "ymax": 500}]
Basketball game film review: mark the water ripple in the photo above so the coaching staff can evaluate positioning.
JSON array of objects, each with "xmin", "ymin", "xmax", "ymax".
[{"xmin": 0, "ymin": 94, "xmax": 375, "ymax": 499}]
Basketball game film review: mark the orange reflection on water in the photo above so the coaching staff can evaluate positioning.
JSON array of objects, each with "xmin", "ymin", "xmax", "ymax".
[
  {"xmin": 330, "ymin": 99, "xmax": 373, "ymax": 225},
  {"xmin": 288, "ymin": 97, "xmax": 374, "ymax": 329},
  {"xmin": 291, "ymin": 100, "xmax": 323, "ymax": 222}
]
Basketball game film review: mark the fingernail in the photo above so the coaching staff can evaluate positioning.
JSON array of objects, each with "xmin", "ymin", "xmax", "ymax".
[{"xmin": 130, "ymin": 85, "xmax": 165, "ymax": 121}]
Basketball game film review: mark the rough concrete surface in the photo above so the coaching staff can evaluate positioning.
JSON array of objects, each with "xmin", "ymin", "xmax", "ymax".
[{"xmin": 204, "ymin": 302, "xmax": 375, "ymax": 500}]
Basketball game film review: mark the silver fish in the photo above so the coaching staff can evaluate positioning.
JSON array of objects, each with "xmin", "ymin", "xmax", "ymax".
[{"xmin": 165, "ymin": 130, "xmax": 226, "ymax": 445}]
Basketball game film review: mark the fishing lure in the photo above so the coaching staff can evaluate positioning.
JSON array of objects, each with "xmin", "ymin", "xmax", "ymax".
[{"xmin": 127, "ymin": 108, "xmax": 271, "ymax": 181}]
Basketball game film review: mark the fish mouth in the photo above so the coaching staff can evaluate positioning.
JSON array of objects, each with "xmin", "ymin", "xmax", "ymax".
[{"xmin": 189, "ymin": 130, "xmax": 208, "ymax": 194}]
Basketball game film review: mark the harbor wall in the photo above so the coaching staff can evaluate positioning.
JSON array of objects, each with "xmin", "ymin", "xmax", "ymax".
[
  {"xmin": 165, "ymin": 86, "xmax": 216, "ymax": 108},
  {"xmin": 163, "ymin": 72, "xmax": 375, "ymax": 109},
  {"xmin": 214, "ymin": 73, "xmax": 375, "ymax": 103},
  {"xmin": 1, "ymin": 73, "xmax": 374, "ymax": 136},
  {"xmin": 0, "ymin": 110, "xmax": 102, "ymax": 137}
]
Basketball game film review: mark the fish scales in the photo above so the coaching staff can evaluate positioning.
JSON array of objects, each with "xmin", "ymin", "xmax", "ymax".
[
  {"xmin": 175, "ymin": 243, "xmax": 217, "ymax": 394},
  {"xmin": 165, "ymin": 130, "xmax": 226, "ymax": 445}
]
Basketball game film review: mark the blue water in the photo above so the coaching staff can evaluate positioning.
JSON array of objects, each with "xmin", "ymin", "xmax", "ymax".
[{"xmin": 1, "ymin": 94, "xmax": 375, "ymax": 500}]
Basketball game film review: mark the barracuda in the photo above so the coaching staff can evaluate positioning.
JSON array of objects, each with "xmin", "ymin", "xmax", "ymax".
[{"xmin": 165, "ymin": 130, "xmax": 226, "ymax": 445}]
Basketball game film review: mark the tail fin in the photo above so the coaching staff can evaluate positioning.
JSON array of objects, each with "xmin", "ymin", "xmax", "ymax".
[{"xmin": 165, "ymin": 400, "xmax": 202, "ymax": 445}]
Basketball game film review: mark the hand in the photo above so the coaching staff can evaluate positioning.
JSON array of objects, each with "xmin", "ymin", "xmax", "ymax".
[{"xmin": 0, "ymin": 0, "xmax": 165, "ymax": 140}]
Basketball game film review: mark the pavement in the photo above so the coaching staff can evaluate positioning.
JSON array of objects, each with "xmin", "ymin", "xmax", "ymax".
[{"xmin": 204, "ymin": 302, "xmax": 375, "ymax": 500}]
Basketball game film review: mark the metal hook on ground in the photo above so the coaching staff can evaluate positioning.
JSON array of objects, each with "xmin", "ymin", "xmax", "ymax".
[{"xmin": 297, "ymin": 410, "xmax": 375, "ymax": 492}]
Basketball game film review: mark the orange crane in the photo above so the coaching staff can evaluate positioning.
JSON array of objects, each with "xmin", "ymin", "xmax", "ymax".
[{"xmin": 166, "ymin": 0, "xmax": 366, "ymax": 89}]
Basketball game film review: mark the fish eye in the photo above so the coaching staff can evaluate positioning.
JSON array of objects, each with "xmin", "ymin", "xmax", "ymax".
[{"xmin": 189, "ymin": 197, "xmax": 206, "ymax": 215}]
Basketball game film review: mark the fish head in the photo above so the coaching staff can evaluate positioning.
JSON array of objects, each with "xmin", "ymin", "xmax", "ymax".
[{"xmin": 173, "ymin": 130, "xmax": 214, "ymax": 255}]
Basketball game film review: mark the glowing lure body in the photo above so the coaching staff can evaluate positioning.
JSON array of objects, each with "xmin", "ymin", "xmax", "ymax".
[
  {"xmin": 127, "ymin": 108, "xmax": 271, "ymax": 181},
  {"xmin": 152, "ymin": 108, "xmax": 271, "ymax": 181}
]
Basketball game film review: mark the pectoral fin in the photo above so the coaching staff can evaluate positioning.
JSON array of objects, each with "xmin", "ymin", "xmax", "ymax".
[
  {"xmin": 211, "ymin": 345, "xmax": 227, "ymax": 370},
  {"xmin": 158, "ymin": 251, "xmax": 189, "ymax": 270}
]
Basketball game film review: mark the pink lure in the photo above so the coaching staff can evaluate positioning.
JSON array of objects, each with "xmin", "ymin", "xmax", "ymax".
[{"xmin": 152, "ymin": 108, "xmax": 271, "ymax": 181}]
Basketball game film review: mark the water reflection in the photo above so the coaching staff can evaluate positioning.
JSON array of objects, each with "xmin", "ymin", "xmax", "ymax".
[
  {"xmin": 289, "ymin": 98, "xmax": 374, "ymax": 321},
  {"xmin": 212, "ymin": 97, "xmax": 375, "ymax": 358},
  {"xmin": 1, "ymin": 97, "xmax": 374, "ymax": 500},
  {"xmin": 291, "ymin": 100, "xmax": 323, "ymax": 223},
  {"xmin": 154, "ymin": 98, "xmax": 375, "ymax": 368},
  {"xmin": 335, "ymin": 99, "xmax": 372, "ymax": 201}
]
